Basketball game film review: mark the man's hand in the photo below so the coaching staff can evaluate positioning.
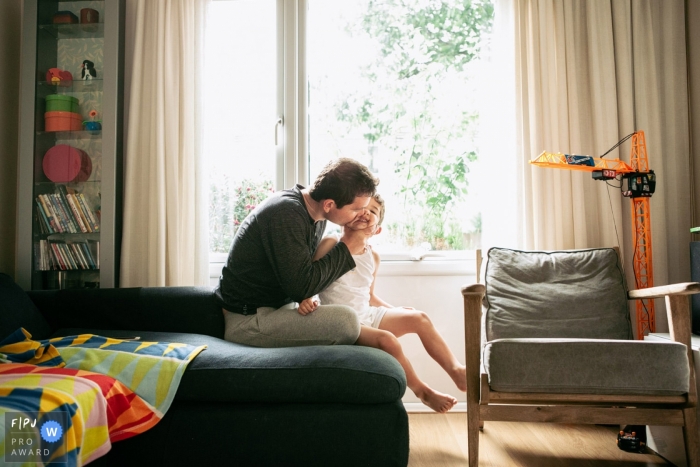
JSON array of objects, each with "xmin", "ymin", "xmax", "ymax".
[{"xmin": 298, "ymin": 297, "xmax": 319, "ymax": 315}]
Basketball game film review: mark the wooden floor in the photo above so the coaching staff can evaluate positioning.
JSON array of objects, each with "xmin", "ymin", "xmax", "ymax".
[{"xmin": 408, "ymin": 413, "xmax": 672, "ymax": 467}]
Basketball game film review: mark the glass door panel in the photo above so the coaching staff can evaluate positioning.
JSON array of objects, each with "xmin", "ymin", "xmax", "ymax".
[
  {"xmin": 307, "ymin": 0, "xmax": 493, "ymax": 253},
  {"xmin": 204, "ymin": 0, "xmax": 278, "ymax": 255}
]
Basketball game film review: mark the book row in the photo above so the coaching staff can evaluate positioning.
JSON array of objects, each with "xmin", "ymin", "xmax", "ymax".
[
  {"xmin": 35, "ymin": 239, "xmax": 99, "ymax": 271},
  {"xmin": 35, "ymin": 186, "xmax": 100, "ymax": 234}
]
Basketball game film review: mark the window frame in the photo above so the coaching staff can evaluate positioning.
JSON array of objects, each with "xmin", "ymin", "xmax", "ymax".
[
  {"xmin": 208, "ymin": 0, "xmax": 479, "ymax": 269},
  {"xmin": 279, "ymin": 0, "xmax": 309, "ymax": 189}
]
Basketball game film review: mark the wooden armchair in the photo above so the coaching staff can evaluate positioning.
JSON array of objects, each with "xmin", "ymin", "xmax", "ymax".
[{"xmin": 463, "ymin": 247, "xmax": 700, "ymax": 466}]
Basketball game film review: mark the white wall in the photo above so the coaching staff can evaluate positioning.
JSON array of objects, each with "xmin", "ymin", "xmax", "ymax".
[{"xmin": 0, "ymin": 0, "xmax": 21, "ymax": 278}]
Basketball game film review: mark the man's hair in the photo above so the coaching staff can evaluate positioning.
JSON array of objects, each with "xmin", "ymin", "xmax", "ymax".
[
  {"xmin": 309, "ymin": 158, "xmax": 379, "ymax": 208},
  {"xmin": 373, "ymin": 193, "xmax": 386, "ymax": 226}
]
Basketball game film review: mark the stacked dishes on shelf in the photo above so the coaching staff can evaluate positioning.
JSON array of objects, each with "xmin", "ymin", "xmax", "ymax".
[{"xmin": 45, "ymin": 95, "xmax": 82, "ymax": 131}]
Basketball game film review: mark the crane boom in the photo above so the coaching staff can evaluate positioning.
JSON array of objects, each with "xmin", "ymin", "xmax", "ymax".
[{"xmin": 529, "ymin": 152, "xmax": 635, "ymax": 174}]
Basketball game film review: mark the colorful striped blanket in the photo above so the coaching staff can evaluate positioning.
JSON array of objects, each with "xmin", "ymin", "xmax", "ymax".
[{"xmin": 0, "ymin": 328, "xmax": 206, "ymax": 466}]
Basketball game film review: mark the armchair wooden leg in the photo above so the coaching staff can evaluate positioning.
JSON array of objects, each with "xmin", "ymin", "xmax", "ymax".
[
  {"xmin": 467, "ymin": 405, "xmax": 480, "ymax": 467},
  {"xmin": 683, "ymin": 407, "xmax": 700, "ymax": 467},
  {"xmin": 479, "ymin": 420, "xmax": 484, "ymax": 430}
]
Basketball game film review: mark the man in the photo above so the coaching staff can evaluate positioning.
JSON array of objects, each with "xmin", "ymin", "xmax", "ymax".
[{"xmin": 215, "ymin": 158, "xmax": 379, "ymax": 347}]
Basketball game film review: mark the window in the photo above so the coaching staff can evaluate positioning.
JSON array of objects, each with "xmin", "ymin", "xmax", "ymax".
[{"xmin": 204, "ymin": 0, "xmax": 494, "ymax": 261}]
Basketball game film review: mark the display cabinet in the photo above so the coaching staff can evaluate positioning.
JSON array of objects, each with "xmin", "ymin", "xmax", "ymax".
[{"xmin": 16, "ymin": 0, "xmax": 124, "ymax": 290}]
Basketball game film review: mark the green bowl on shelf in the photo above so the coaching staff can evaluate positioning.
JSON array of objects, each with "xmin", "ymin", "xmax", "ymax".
[{"xmin": 46, "ymin": 94, "xmax": 79, "ymax": 113}]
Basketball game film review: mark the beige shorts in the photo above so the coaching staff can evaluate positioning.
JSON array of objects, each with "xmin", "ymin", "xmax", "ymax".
[{"xmin": 223, "ymin": 302, "xmax": 361, "ymax": 348}]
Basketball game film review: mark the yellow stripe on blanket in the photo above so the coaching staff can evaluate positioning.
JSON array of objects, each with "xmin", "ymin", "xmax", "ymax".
[
  {"xmin": 0, "ymin": 328, "xmax": 64, "ymax": 367},
  {"xmin": 0, "ymin": 373, "xmax": 111, "ymax": 466}
]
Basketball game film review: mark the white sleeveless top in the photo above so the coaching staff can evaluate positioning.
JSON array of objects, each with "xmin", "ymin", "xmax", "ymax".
[{"xmin": 319, "ymin": 243, "xmax": 374, "ymax": 313}]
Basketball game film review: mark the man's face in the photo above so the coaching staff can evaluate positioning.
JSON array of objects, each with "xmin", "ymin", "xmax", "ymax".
[
  {"xmin": 346, "ymin": 197, "xmax": 382, "ymax": 232},
  {"xmin": 326, "ymin": 196, "xmax": 371, "ymax": 226}
]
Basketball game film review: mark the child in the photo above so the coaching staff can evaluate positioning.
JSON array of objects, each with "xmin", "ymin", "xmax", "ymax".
[{"xmin": 298, "ymin": 195, "xmax": 466, "ymax": 413}]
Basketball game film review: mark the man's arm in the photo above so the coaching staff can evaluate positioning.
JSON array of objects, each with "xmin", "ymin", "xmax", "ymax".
[
  {"xmin": 261, "ymin": 208, "xmax": 355, "ymax": 302},
  {"xmin": 288, "ymin": 237, "xmax": 341, "ymax": 316},
  {"xmin": 369, "ymin": 249, "xmax": 394, "ymax": 308},
  {"xmin": 313, "ymin": 236, "xmax": 340, "ymax": 261}
]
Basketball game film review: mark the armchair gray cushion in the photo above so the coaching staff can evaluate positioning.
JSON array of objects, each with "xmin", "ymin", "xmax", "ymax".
[
  {"xmin": 484, "ymin": 248, "xmax": 632, "ymax": 341},
  {"xmin": 483, "ymin": 338, "xmax": 689, "ymax": 395}
]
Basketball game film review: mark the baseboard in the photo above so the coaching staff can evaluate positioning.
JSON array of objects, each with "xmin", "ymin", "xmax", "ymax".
[{"xmin": 403, "ymin": 401, "xmax": 467, "ymax": 413}]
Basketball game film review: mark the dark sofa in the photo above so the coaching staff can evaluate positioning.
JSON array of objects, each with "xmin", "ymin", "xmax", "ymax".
[{"xmin": 1, "ymin": 274, "xmax": 410, "ymax": 467}]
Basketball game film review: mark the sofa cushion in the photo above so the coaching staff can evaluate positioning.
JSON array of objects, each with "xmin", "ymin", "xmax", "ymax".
[
  {"xmin": 52, "ymin": 329, "xmax": 407, "ymax": 404},
  {"xmin": 484, "ymin": 248, "xmax": 632, "ymax": 340},
  {"xmin": 0, "ymin": 273, "xmax": 51, "ymax": 340},
  {"xmin": 483, "ymin": 338, "xmax": 689, "ymax": 395}
]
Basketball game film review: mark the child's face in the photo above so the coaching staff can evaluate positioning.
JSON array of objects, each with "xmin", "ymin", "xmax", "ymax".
[{"xmin": 345, "ymin": 197, "xmax": 382, "ymax": 234}]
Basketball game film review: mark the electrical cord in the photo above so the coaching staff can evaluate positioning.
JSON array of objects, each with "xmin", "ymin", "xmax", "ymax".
[
  {"xmin": 605, "ymin": 183, "xmax": 622, "ymax": 254},
  {"xmin": 605, "ymin": 179, "xmax": 623, "ymax": 189}
]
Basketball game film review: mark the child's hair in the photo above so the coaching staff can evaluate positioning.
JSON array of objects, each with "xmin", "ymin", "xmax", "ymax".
[{"xmin": 373, "ymin": 193, "xmax": 385, "ymax": 226}]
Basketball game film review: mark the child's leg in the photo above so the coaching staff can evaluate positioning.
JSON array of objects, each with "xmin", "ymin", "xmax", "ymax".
[
  {"xmin": 355, "ymin": 326, "xmax": 457, "ymax": 413},
  {"xmin": 378, "ymin": 309, "xmax": 467, "ymax": 392}
]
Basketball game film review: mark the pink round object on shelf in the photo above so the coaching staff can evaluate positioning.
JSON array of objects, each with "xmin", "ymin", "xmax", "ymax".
[{"xmin": 42, "ymin": 144, "xmax": 92, "ymax": 183}]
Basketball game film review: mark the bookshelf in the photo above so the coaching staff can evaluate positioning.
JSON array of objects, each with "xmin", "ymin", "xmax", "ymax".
[{"xmin": 16, "ymin": 0, "xmax": 124, "ymax": 290}]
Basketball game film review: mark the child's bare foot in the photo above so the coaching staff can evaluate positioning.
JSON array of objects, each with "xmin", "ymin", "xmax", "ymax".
[
  {"xmin": 415, "ymin": 387, "xmax": 457, "ymax": 413},
  {"xmin": 450, "ymin": 365, "xmax": 467, "ymax": 392}
]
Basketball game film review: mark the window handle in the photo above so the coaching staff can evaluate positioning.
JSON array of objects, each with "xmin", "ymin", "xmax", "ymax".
[{"xmin": 275, "ymin": 117, "xmax": 284, "ymax": 146}]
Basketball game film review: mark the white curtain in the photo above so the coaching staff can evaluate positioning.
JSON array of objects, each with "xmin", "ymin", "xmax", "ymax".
[
  {"xmin": 121, "ymin": 0, "xmax": 210, "ymax": 286},
  {"xmin": 483, "ymin": 0, "xmax": 692, "ymax": 333}
]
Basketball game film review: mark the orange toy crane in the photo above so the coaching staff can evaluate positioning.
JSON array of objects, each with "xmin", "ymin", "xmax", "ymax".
[{"xmin": 530, "ymin": 131, "xmax": 657, "ymax": 338}]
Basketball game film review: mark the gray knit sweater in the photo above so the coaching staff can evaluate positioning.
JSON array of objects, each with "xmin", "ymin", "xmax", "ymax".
[{"xmin": 214, "ymin": 185, "xmax": 356, "ymax": 311}]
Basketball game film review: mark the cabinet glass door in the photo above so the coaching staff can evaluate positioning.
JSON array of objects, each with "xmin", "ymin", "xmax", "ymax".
[{"xmin": 31, "ymin": 1, "xmax": 106, "ymax": 289}]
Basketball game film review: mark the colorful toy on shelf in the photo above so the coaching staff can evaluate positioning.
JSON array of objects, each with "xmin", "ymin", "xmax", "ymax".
[
  {"xmin": 45, "ymin": 111, "xmax": 82, "ymax": 132},
  {"xmin": 83, "ymin": 110, "xmax": 102, "ymax": 134},
  {"xmin": 81, "ymin": 60, "xmax": 97, "ymax": 80},
  {"xmin": 46, "ymin": 68, "xmax": 73, "ymax": 87},
  {"xmin": 45, "ymin": 95, "xmax": 79, "ymax": 113}
]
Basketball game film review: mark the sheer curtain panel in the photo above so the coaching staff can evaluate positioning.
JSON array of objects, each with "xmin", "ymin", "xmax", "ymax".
[
  {"xmin": 121, "ymin": 0, "xmax": 209, "ymax": 286},
  {"xmin": 485, "ymin": 0, "xmax": 692, "ymax": 333}
]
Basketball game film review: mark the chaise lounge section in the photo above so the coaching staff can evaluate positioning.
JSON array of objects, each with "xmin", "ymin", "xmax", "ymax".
[{"xmin": 2, "ymin": 274, "xmax": 410, "ymax": 467}]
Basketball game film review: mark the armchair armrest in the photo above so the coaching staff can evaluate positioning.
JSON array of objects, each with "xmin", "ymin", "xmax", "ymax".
[
  {"xmin": 462, "ymin": 284, "xmax": 485, "ymax": 341},
  {"xmin": 628, "ymin": 282, "xmax": 699, "ymax": 406},
  {"xmin": 628, "ymin": 282, "xmax": 700, "ymax": 300},
  {"xmin": 461, "ymin": 283, "xmax": 485, "ymax": 298},
  {"xmin": 462, "ymin": 284, "xmax": 486, "ymax": 405}
]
